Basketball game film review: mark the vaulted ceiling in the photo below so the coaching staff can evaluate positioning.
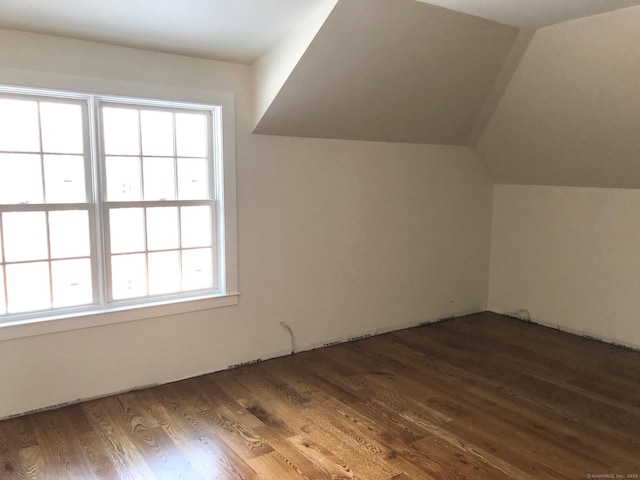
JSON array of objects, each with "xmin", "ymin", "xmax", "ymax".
[
  {"xmin": 416, "ymin": 0, "xmax": 640, "ymax": 29},
  {"xmin": 253, "ymin": 0, "xmax": 519, "ymax": 145},
  {"xmin": 1, "ymin": 0, "xmax": 640, "ymax": 188},
  {"xmin": 254, "ymin": 0, "xmax": 640, "ymax": 188}
]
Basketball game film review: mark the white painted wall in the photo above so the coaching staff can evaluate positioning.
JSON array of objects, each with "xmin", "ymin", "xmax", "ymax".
[
  {"xmin": 489, "ymin": 185, "xmax": 640, "ymax": 349},
  {"xmin": 478, "ymin": 6, "xmax": 640, "ymax": 188},
  {"xmin": 479, "ymin": 7, "xmax": 640, "ymax": 350},
  {"xmin": 0, "ymin": 29, "xmax": 493, "ymax": 418}
]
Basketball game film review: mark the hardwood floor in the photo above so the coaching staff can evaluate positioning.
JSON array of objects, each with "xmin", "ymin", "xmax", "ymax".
[{"xmin": 1, "ymin": 312, "xmax": 639, "ymax": 479}]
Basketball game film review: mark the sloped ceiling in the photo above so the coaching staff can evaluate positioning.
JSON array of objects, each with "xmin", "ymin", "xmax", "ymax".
[
  {"xmin": 253, "ymin": 0, "xmax": 339, "ymax": 128},
  {"xmin": 477, "ymin": 6, "xmax": 640, "ymax": 188},
  {"xmin": 416, "ymin": 0, "xmax": 640, "ymax": 29},
  {"xmin": 2, "ymin": 0, "xmax": 639, "ymax": 187},
  {"xmin": 253, "ymin": 0, "xmax": 519, "ymax": 145}
]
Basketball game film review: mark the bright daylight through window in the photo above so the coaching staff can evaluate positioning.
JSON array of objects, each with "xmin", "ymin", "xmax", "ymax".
[{"xmin": 0, "ymin": 87, "xmax": 227, "ymax": 322}]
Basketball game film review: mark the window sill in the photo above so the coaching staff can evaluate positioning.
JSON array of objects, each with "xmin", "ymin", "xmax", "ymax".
[{"xmin": 0, "ymin": 293, "xmax": 239, "ymax": 342}]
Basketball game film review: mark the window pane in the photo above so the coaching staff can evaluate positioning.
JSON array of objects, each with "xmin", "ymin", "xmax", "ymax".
[
  {"xmin": 148, "ymin": 251, "xmax": 180, "ymax": 295},
  {"xmin": 52, "ymin": 259, "xmax": 93, "ymax": 308},
  {"xmin": 143, "ymin": 157, "xmax": 175, "ymax": 200},
  {"xmin": 0, "ymin": 99, "xmax": 40, "ymax": 152},
  {"xmin": 176, "ymin": 112, "xmax": 207, "ymax": 157},
  {"xmin": 181, "ymin": 206, "xmax": 212, "ymax": 248},
  {"xmin": 49, "ymin": 210, "xmax": 90, "ymax": 259},
  {"xmin": 40, "ymin": 102, "xmax": 84, "ymax": 154},
  {"xmin": 178, "ymin": 158, "xmax": 208, "ymax": 200},
  {"xmin": 111, "ymin": 254, "xmax": 146, "ymax": 300},
  {"xmin": 44, "ymin": 155, "xmax": 86, "ymax": 203},
  {"xmin": 6, "ymin": 262, "xmax": 50, "ymax": 313},
  {"xmin": 146, "ymin": 207, "xmax": 179, "ymax": 251},
  {"xmin": 102, "ymin": 107, "xmax": 139, "ymax": 155},
  {"xmin": 0, "ymin": 153, "xmax": 43, "ymax": 204},
  {"xmin": 110, "ymin": 208, "xmax": 145, "ymax": 254},
  {"xmin": 141, "ymin": 110, "xmax": 173, "ymax": 156},
  {"xmin": 106, "ymin": 156, "xmax": 142, "ymax": 201},
  {"xmin": 3, "ymin": 212, "xmax": 48, "ymax": 262},
  {"xmin": 0, "ymin": 269, "xmax": 5, "ymax": 315},
  {"xmin": 182, "ymin": 248, "xmax": 213, "ymax": 291}
]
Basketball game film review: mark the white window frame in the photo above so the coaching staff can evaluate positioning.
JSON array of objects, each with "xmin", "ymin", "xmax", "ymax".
[
  {"xmin": 0, "ymin": 80, "xmax": 238, "ymax": 341},
  {"xmin": 97, "ymin": 98, "xmax": 222, "ymax": 306}
]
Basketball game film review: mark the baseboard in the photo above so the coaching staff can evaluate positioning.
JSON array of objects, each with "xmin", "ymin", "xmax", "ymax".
[{"xmin": 488, "ymin": 307, "xmax": 640, "ymax": 352}]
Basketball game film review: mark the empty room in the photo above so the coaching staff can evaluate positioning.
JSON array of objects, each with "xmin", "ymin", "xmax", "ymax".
[{"xmin": 0, "ymin": 0, "xmax": 639, "ymax": 478}]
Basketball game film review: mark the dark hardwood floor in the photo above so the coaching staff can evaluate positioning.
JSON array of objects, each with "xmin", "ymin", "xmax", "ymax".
[{"xmin": 1, "ymin": 312, "xmax": 639, "ymax": 479}]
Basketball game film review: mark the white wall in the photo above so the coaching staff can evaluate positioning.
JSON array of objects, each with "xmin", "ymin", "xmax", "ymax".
[
  {"xmin": 478, "ymin": 6, "xmax": 640, "ymax": 188},
  {"xmin": 478, "ymin": 7, "xmax": 640, "ymax": 350},
  {"xmin": 0, "ymin": 29, "xmax": 493, "ymax": 418},
  {"xmin": 489, "ymin": 185, "xmax": 640, "ymax": 349}
]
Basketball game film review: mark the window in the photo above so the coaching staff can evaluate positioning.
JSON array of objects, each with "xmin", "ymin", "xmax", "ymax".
[{"xmin": 0, "ymin": 86, "xmax": 234, "ymax": 324}]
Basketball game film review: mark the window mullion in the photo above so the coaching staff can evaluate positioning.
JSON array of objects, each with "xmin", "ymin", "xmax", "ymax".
[
  {"xmin": 0, "ymin": 215, "xmax": 7, "ymax": 314},
  {"xmin": 177, "ymin": 203, "xmax": 184, "ymax": 292},
  {"xmin": 104, "ymin": 200, "xmax": 212, "ymax": 209},
  {"xmin": 143, "ymin": 207, "xmax": 150, "ymax": 297},
  {"xmin": 0, "ymin": 203, "xmax": 93, "ymax": 213},
  {"xmin": 136, "ymin": 109, "xmax": 150, "ymax": 297},
  {"xmin": 172, "ymin": 112, "xmax": 178, "ymax": 200},
  {"xmin": 36, "ymin": 103, "xmax": 48, "ymax": 210},
  {"xmin": 137, "ymin": 109, "xmax": 144, "ymax": 201},
  {"xmin": 90, "ymin": 98, "xmax": 109, "ymax": 309},
  {"xmin": 44, "ymin": 211, "xmax": 54, "ymax": 309}
]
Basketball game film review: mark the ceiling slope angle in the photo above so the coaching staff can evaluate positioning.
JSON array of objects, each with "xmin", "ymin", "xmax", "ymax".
[
  {"xmin": 253, "ymin": 0, "xmax": 519, "ymax": 145},
  {"xmin": 416, "ymin": 0, "xmax": 640, "ymax": 29},
  {"xmin": 253, "ymin": 0, "xmax": 340, "ymax": 128},
  {"xmin": 0, "ymin": 0, "xmax": 330, "ymax": 64},
  {"xmin": 477, "ymin": 6, "xmax": 640, "ymax": 188}
]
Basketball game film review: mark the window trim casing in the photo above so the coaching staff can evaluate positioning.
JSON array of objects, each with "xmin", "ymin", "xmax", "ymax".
[{"xmin": 0, "ymin": 76, "xmax": 239, "ymax": 341}]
